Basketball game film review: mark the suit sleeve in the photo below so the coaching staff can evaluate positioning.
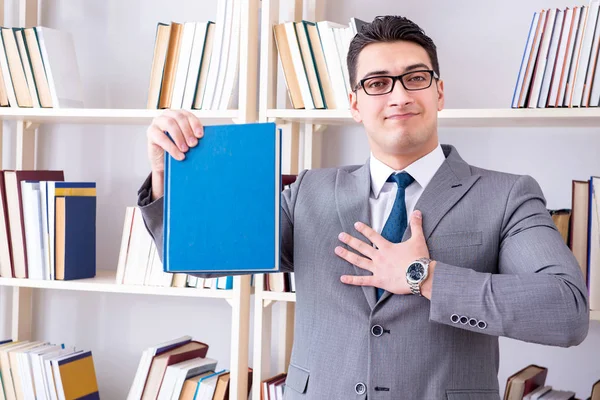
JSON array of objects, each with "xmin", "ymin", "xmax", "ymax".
[
  {"xmin": 136, "ymin": 170, "xmax": 301, "ymax": 276},
  {"xmin": 428, "ymin": 175, "xmax": 590, "ymax": 347}
]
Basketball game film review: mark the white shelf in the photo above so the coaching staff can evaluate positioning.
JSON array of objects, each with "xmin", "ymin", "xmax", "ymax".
[
  {"xmin": 266, "ymin": 108, "xmax": 600, "ymax": 127},
  {"xmin": 260, "ymin": 291, "xmax": 296, "ymax": 303},
  {"xmin": 0, "ymin": 269, "xmax": 234, "ymax": 299},
  {"xmin": 0, "ymin": 108, "xmax": 241, "ymax": 125},
  {"xmin": 592, "ymin": 311, "xmax": 600, "ymax": 321}
]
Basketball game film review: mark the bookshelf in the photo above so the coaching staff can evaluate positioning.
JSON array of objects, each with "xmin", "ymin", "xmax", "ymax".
[
  {"xmin": 0, "ymin": 0, "xmax": 259, "ymax": 399},
  {"xmin": 266, "ymin": 107, "xmax": 600, "ymax": 127},
  {"xmin": 0, "ymin": 108, "xmax": 242, "ymax": 125},
  {"xmin": 253, "ymin": 0, "xmax": 600, "ymax": 398},
  {"xmin": 0, "ymin": 270, "xmax": 237, "ymax": 300}
]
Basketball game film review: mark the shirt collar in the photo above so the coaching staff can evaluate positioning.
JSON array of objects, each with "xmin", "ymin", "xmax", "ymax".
[{"xmin": 370, "ymin": 144, "xmax": 446, "ymax": 199}]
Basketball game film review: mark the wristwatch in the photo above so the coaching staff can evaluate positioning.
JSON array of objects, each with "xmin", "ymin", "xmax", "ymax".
[{"xmin": 406, "ymin": 257, "xmax": 431, "ymax": 296}]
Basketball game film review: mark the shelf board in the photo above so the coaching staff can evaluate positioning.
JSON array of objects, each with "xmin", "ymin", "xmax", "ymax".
[
  {"xmin": 266, "ymin": 108, "xmax": 600, "ymax": 127},
  {"xmin": 0, "ymin": 108, "xmax": 241, "ymax": 125},
  {"xmin": 0, "ymin": 269, "xmax": 234, "ymax": 299},
  {"xmin": 592, "ymin": 310, "xmax": 600, "ymax": 321},
  {"xmin": 260, "ymin": 290, "xmax": 296, "ymax": 303}
]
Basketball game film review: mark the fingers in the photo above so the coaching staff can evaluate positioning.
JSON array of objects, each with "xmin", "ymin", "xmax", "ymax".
[
  {"xmin": 353, "ymin": 221, "xmax": 388, "ymax": 249},
  {"xmin": 409, "ymin": 210, "xmax": 424, "ymax": 240},
  {"xmin": 148, "ymin": 125, "xmax": 185, "ymax": 161},
  {"xmin": 337, "ymin": 232, "xmax": 375, "ymax": 259},
  {"xmin": 151, "ymin": 110, "xmax": 204, "ymax": 153},
  {"xmin": 334, "ymin": 245, "xmax": 373, "ymax": 272},
  {"xmin": 340, "ymin": 274, "xmax": 374, "ymax": 287}
]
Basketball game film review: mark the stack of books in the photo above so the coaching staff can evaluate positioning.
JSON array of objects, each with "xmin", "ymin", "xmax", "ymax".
[
  {"xmin": 512, "ymin": 3, "xmax": 600, "ymax": 108},
  {"xmin": 273, "ymin": 17, "xmax": 367, "ymax": 110},
  {"xmin": 0, "ymin": 26, "xmax": 83, "ymax": 108},
  {"xmin": 115, "ymin": 206, "xmax": 233, "ymax": 289},
  {"xmin": 0, "ymin": 170, "xmax": 96, "ymax": 281},
  {"xmin": 262, "ymin": 373, "xmax": 287, "ymax": 400},
  {"xmin": 127, "ymin": 336, "xmax": 251, "ymax": 400},
  {"xmin": 147, "ymin": 0, "xmax": 241, "ymax": 110},
  {"xmin": 0, "ymin": 338, "xmax": 99, "ymax": 400}
]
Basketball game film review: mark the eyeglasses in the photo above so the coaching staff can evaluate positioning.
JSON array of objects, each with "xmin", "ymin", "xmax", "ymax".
[{"xmin": 355, "ymin": 70, "xmax": 439, "ymax": 96}]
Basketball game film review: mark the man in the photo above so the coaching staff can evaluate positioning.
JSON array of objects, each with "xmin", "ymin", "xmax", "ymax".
[{"xmin": 138, "ymin": 15, "xmax": 589, "ymax": 400}]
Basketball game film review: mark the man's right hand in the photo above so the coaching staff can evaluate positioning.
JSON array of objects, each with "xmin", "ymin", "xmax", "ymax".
[{"xmin": 146, "ymin": 109, "xmax": 204, "ymax": 200}]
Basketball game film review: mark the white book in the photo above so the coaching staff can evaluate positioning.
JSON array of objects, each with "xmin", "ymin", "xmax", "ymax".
[
  {"xmin": 571, "ymin": 1, "xmax": 600, "ymax": 107},
  {"xmin": 115, "ymin": 207, "xmax": 135, "ymax": 284},
  {"xmin": 35, "ymin": 27, "xmax": 84, "ymax": 108},
  {"xmin": 14, "ymin": 29, "xmax": 41, "ymax": 108},
  {"xmin": 528, "ymin": 9, "xmax": 557, "ymax": 108},
  {"xmin": 316, "ymin": 21, "xmax": 350, "ymax": 109},
  {"xmin": 21, "ymin": 181, "xmax": 45, "ymax": 280},
  {"xmin": 538, "ymin": 9, "xmax": 564, "ymax": 107},
  {"xmin": 170, "ymin": 22, "xmax": 197, "ymax": 110},
  {"xmin": 39, "ymin": 182, "xmax": 51, "ymax": 280},
  {"xmin": 29, "ymin": 345, "xmax": 62, "ymax": 400},
  {"xmin": 0, "ymin": 34, "xmax": 19, "ymax": 107},
  {"xmin": 559, "ymin": 6, "xmax": 583, "ymax": 106},
  {"xmin": 182, "ymin": 22, "xmax": 211, "ymax": 109},
  {"xmin": 218, "ymin": 1, "xmax": 241, "ymax": 110},
  {"xmin": 157, "ymin": 357, "xmax": 217, "ymax": 400},
  {"xmin": 284, "ymin": 22, "xmax": 315, "ymax": 110},
  {"xmin": 126, "ymin": 336, "xmax": 192, "ymax": 400},
  {"xmin": 195, "ymin": 373, "xmax": 221, "ymax": 399},
  {"xmin": 123, "ymin": 208, "xmax": 153, "ymax": 285},
  {"xmin": 564, "ymin": 5, "xmax": 588, "ymax": 106},
  {"xmin": 211, "ymin": 0, "xmax": 234, "ymax": 109},
  {"xmin": 201, "ymin": 0, "xmax": 228, "ymax": 109},
  {"xmin": 548, "ymin": 8, "xmax": 573, "ymax": 107},
  {"xmin": 333, "ymin": 27, "xmax": 351, "ymax": 97}
]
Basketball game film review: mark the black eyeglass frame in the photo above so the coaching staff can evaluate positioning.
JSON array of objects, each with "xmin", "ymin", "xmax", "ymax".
[{"xmin": 354, "ymin": 69, "xmax": 440, "ymax": 95}]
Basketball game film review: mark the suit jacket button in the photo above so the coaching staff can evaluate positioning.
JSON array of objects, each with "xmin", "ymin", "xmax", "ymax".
[
  {"xmin": 371, "ymin": 325, "xmax": 384, "ymax": 337},
  {"xmin": 355, "ymin": 382, "xmax": 366, "ymax": 395}
]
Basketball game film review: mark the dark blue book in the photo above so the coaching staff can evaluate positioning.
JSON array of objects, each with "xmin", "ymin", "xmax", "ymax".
[
  {"xmin": 55, "ymin": 196, "xmax": 96, "ymax": 280},
  {"xmin": 163, "ymin": 122, "xmax": 281, "ymax": 273}
]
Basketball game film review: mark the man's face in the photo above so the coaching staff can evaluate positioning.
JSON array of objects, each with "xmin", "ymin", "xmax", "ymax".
[{"xmin": 350, "ymin": 40, "xmax": 445, "ymax": 159}]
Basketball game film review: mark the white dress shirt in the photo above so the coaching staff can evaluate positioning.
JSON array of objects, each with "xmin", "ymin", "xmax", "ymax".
[{"xmin": 369, "ymin": 144, "xmax": 446, "ymax": 236}]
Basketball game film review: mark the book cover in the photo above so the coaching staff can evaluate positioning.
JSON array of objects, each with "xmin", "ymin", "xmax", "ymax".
[
  {"xmin": 163, "ymin": 122, "xmax": 281, "ymax": 273},
  {"xmin": 54, "ymin": 351, "xmax": 99, "ymax": 400},
  {"xmin": 55, "ymin": 195, "xmax": 96, "ymax": 280}
]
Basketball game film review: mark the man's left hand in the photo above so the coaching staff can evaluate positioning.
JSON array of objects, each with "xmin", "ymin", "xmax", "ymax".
[{"xmin": 335, "ymin": 210, "xmax": 435, "ymax": 297}]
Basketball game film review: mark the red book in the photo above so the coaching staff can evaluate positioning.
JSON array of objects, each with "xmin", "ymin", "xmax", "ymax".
[
  {"xmin": 141, "ymin": 340, "xmax": 209, "ymax": 400},
  {"xmin": 3, "ymin": 170, "xmax": 64, "ymax": 278},
  {"xmin": 0, "ymin": 171, "xmax": 14, "ymax": 277}
]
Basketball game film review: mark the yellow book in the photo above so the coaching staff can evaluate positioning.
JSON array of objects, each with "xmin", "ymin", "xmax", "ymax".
[{"xmin": 53, "ymin": 351, "xmax": 99, "ymax": 400}]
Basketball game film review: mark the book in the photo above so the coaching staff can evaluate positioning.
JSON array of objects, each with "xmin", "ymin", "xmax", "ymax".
[
  {"xmin": 163, "ymin": 122, "xmax": 281, "ymax": 274},
  {"xmin": 54, "ymin": 196, "xmax": 96, "ymax": 280},
  {"xmin": 3, "ymin": 170, "xmax": 64, "ymax": 279},
  {"xmin": 51, "ymin": 350, "xmax": 99, "ymax": 400},
  {"xmin": 504, "ymin": 364, "xmax": 547, "ymax": 400}
]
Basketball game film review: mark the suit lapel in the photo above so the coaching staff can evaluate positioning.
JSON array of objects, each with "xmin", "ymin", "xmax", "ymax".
[
  {"xmin": 378, "ymin": 145, "xmax": 481, "ymax": 304},
  {"xmin": 335, "ymin": 163, "xmax": 377, "ymax": 310}
]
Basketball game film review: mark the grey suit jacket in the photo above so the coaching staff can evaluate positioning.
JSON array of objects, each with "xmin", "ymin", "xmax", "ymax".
[{"xmin": 138, "ymin": 144, "xmax": 589, "ymax": 400}]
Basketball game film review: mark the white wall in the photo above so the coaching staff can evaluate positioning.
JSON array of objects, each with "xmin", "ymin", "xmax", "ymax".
[{"xmin": 0, "ymin": 0, "xmax": 599, "ymax": 398}]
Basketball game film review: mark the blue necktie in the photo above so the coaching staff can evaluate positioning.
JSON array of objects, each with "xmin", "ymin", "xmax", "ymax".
[{"xmin": 376, "ymin": 172, "xmax": 415, "ymax": 301}]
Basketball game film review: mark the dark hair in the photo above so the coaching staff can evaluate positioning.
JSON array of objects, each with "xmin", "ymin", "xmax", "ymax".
[{"xmin": 347, "ymin": 15, "xmax": 440, "ymax": 89}]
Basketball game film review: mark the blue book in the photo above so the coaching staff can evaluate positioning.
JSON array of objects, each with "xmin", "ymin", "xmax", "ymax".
[
  {"xmin": 163, "ymin": 122, "xmax": 281, "ymax": 273},
  {"xmin": 55, "ymin": 196, "xmax": 96, "ymax": 280}
]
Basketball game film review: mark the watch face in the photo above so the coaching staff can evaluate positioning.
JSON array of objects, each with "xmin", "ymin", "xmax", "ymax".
[{"xmin": 407, "ymin": 262, "xmax": 425, "ymax": 282}]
